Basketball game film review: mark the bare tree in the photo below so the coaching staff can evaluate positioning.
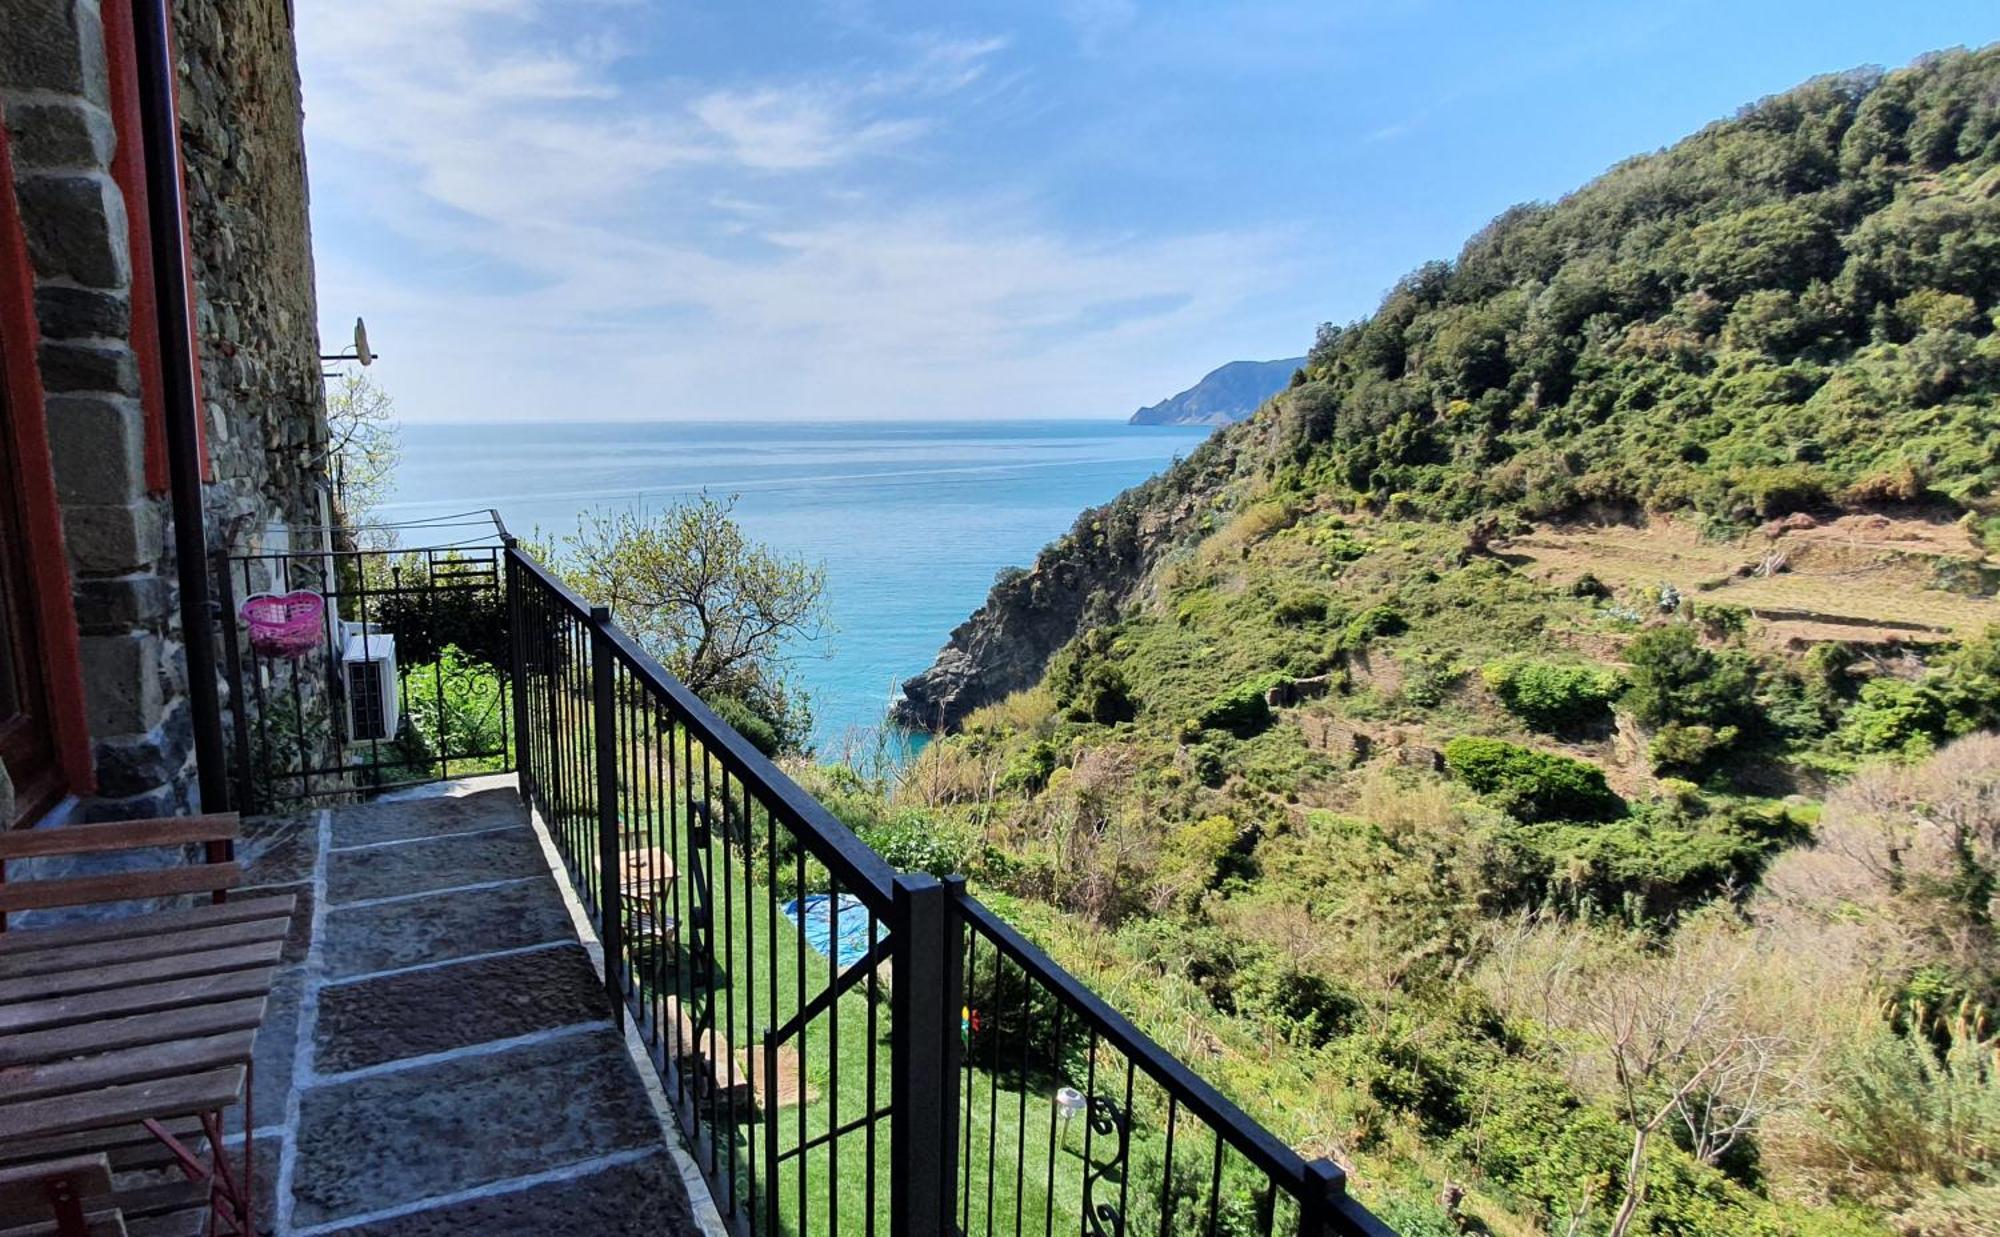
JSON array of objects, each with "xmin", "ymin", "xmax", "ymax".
[
  {"xmin": 1482, "ymin": 915, "xmax": 1801, "ymax": 1237},
  {"xmin": 1760, "ymin": 733, "xmax": 2000, "ymax": 999},
  {"xmin": 322, "ymin": 371, "xmax": 401, "ymax": 535}
]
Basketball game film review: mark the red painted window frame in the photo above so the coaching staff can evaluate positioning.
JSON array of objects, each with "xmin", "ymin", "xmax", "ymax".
[{"xmin": 0, "ymin": 117, "xmax": 98, "ymax": 822}]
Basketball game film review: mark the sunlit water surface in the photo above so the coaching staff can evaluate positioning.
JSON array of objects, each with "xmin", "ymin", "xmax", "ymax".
[{"xmin": 380, "ymin": 419, "xmax": 1209, "ymax": 747}]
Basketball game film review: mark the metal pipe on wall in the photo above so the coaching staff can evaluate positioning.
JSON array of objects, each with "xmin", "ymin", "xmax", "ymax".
[{"xmin": 128, "ymin": 0, "xmax": 230, "ymax": 812}]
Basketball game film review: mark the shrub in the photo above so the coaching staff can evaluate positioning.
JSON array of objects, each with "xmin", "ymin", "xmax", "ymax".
[
  {"xmin": 1515, "ymin": 808, "xmax": 1780, "ymax": 916},
  {"xmin": 709, "ymin": 693, "xmax": 780, "ymax": 756},
  {"xmin": 1197, "ymin": 674, "xmax": 1284, "ymax": 736},
  {"xmin": 1735, "ymin": 464, "xmax": 1828, "ymax": 518},
  {"xmin": 1649, "ymin": 721, "xmax": 1742, "ymax": 773},
  {"xmin": 1935, "ymin": 623, "xmax": 2000, "ymax": 735},
  {"xmin": 1571, "ymin": 571, "xmax": 1612, "ymax": 599},
  {"xmin": 1341, "ymin": 604, "xmax": 1408, "ymax": 648},
  {"xmin": 1844, "ymin": 458, "xmax": 1932, "ymax": 506},
  {"xmin": 372, "ymin": 565, "xmax": 510, "ymax": 669},
  {"xmin": 1068, "ymin": 662, "xmax": 1137, "ymax": 724},
  {"xmin": 1000, "ymin": 739, "xmax": 1058, "ymax": 792},
  {"xmin": 1234, "ymin": 956, "xmax": 1362, "ymax": 1046},
  {"xmin": 1482, "ymin": 657, "xmax": 1624, "ymax": 731},
  {"xmin": 1806, "ymin": 1008, "xmax": 2000, "ymax": 1197},
  {"xmin": 1444, "ymin": 736, "xmax": 1624, "ymax": 822},
  {"xmin": 1272, "ymin": 590, "xmax": 1330, "ymax": 625},
  {"xmin": 1624, "ymin": 624, "xmax": 1760, "ymax": 740},
  {"xmin": 856, "ymin": 814, "xmax": 975, "ymax": 877},
  {"xmin": 1836, "ymin": 677, "xmax": 1947, "ymax": 757},
  {"xmin": 1190, "ymin": 741, "xmax": 1228, "ymax": 787},
  {"xmin": 1155, "ymin": 813, "xmax": 1242, "ymax": 905}
]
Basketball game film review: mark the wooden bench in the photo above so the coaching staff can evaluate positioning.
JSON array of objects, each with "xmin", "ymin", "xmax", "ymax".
[
  {"xmin": 0, "ymin": 814, "xmax": 292, "ymax": 1237},
  {"xmin": 0, "ymin": 1154, "xmax": 121, "ymax": 1237}
]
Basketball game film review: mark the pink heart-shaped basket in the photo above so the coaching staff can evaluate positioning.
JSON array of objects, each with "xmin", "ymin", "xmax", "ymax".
[{"xmin": 240, "ymin": 591, "xmax": 327, "ymax": 658}]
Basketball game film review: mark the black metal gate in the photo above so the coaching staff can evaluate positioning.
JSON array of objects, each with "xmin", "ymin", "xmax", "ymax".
[{"xmin": 215, "ymin": 517, "xmax": 515, "ymax": 812}]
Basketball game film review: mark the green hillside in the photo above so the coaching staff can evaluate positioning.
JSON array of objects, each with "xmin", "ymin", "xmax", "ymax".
[
  {"xmin": 1278, "ymin": 52, "xmax": 2000, "ymax": 529},
  {"xmin": 864, "ymin": 48, "xmax": 2000, "ymax": 1236}
]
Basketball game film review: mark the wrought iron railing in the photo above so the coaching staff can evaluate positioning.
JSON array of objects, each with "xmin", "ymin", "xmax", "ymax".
[
  {"xmin": 216, "ymin": 517, "xmax": 514, "ymax": 811},
  {"xmin": 505, "ymin": 538, "xmax": 1392, "ymax": 1237}
]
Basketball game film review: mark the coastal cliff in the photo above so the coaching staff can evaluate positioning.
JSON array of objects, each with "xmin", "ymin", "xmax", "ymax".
[{"xmin": 891, "ymin": 424, "xmax": 1254, "ymax": 729}]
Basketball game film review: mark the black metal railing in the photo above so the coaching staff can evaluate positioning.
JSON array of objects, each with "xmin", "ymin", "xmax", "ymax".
[
  {"xmin": 216, "ymin": 517, "xmax": 515, "ymax": 811},
  {"xmin": 506, "ymin": 539, "xmax": 1391, "ymax": 1237}
]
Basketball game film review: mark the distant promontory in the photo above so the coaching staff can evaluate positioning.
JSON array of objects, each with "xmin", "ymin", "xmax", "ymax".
[{"xmin": 1127, "ymin": 357, "xmax": 1304, "ymax": 426}]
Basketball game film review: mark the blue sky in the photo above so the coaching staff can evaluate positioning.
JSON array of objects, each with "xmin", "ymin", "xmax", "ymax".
[{"xmin": 297, "ymin": 1, "xmax": 1999, "ymax": 423}]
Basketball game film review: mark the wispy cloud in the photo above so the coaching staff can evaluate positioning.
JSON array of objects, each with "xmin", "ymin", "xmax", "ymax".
[
  {"xmin": 691, "ymin": 87, "xmax": 928, "ymax": 171},
  {"xmin": 296, "ymin": 0, "xmax": 1293, "ymax": 422}
]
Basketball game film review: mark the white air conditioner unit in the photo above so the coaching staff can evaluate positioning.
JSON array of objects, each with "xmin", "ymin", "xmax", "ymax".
[{"xmin": 341, "ymin": 623, "xmax": 400, "ymax": 742}]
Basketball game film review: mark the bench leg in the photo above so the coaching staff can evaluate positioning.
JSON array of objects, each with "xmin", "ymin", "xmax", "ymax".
[
  {"xmin": 141, "ymin": 1059, "xmax": 253, "ymax": 1237},
  {"xmin": 44, "ymin": 1177, "xmax": 89, "ymax": 1237}
]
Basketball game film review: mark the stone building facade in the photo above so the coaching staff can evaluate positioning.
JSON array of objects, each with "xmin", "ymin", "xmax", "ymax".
[{"xmin": 0, "ymin": 0, "xmax": 330, "ymax": 824}]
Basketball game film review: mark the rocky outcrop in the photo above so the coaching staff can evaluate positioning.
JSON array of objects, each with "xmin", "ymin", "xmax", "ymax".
[{"xmin": 892, "ymin": 426, "xmax": 1250, "ymax": 731}]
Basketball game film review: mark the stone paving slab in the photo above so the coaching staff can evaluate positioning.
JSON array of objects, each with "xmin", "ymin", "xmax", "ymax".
[
  {"xmin": 317, "ymin": 1151, "xmax": 699, "ymax": 1236},
  {"xmin": 314, "ymin": 945, "xmax": 609, "ymax": 1074},
  {"xmin": 329, "ymin": 789, "xmax": 525, "ymax": 848},
  {"xmin": 251, "ymin": 966, "xmax": 302, "ymax": 1124},
  {"xmin": 319, "ymin": 877, "xmax": 575, "ymax": 980},
  {"xmin": 324, "ymin": 828, "xmax": 544, "ymax": 905},
  {"xmin": 231, "ymin": 879, "xmax": 315, "ymax": 967},
  {"xmin": 290, "ymin": 1028, "xmax": 662, "ymax": 1229},
  {"xmin": 239, "ymin": 816, "xmax": 322, "ymax": 888}
]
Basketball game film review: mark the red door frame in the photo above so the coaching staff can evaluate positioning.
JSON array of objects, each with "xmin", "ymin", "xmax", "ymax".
[
  {"xmin": 101, "ymin": 0, "xmax": 209, "ymax": 491},
  {"xmin": 0, "ymin": 115, "xmax": 98, "ymax": 823}
]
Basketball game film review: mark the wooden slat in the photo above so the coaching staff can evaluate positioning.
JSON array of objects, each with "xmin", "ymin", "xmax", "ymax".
[
  {"xmin": 0, "ymin": 1031, "xmax": 255, "ymax": 1105},
  {"xmin": 0, "ymin": 1210, "xmax": 127, "ymax": 1237},
  {"xmin": 0, "ymin": 998, "xmax": 266, "ymax": 1069},
  {"xmin": 0, "ymin": 917, "xmax": 288, "ymax": 980},
  {"xmin": 0, "ymin": 865, "xmax": 241, "ymax": 917},
  {"xmin": 121, "ymin": 1212, "xmax": 197, "ymax": 1237},
  {"xmin": 0, "ymin": 1066, "xmax": 243, "ymax": 1142},
  {"xmin": 87, "ymin": 1180, "xmax": 206, "ymax": 1222},
  {"xmin": 0, "ymin": 1154, "xmax": 113, "ymax": 1216},
  {"xmin": 0, "ymin": 941, "xmax": 282, "ymax": 1005},
  {"xmin": 0, "ymin": 968, "xmax": 274, "ymax": 1038},
  {"xmin": 0, "ymin": 897, "xmax": 294, "ymax": 959},
  {"xmin": 0, "ymin": 816, "xmax": 237, "ymax": 862},
  {"xmin": 0, "ymin": 1120, "xmax": 201, "ymax": 1168}
]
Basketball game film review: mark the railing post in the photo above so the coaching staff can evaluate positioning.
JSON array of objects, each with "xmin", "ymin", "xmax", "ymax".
[
  {"xmin": 590, "ymin": 605, "xmax": 624, "ymax": 1028},
  {"xmin": 940, "ymin": 874, "xmax": 966, "ymax": 1221},
  {"xmin": 1299, "ymin": 1157, "xmax": 1347, "ymax": 1236},
  {"xmin": 503, "ymin": 542, "xmax": 530, "ymax": 802},
  {"xmin": 889, "ymin": 872, "xmax": 955, "ymax": 1236}
]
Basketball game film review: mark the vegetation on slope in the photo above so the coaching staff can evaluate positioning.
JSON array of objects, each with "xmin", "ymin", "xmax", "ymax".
[
  {"xmin": 1273, "ymin": 49, "xmax": 2000, "ymax": 529},
  {"xmin": 862, "ymin": 47, "xmax": 2000, "ymax": 1236}
]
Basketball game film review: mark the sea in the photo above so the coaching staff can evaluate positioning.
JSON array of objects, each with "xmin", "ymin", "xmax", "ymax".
[{"xmin": 376, "ymin": 419, "xmax": 1211, "ymax": 747}]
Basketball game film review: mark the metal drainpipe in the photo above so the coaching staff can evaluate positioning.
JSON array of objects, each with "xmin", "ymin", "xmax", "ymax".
[{"xmin": 129, "ymin": 0, "xmax": 230, "ymax": 813}]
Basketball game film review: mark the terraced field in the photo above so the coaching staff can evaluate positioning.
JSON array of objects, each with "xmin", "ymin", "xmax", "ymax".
[{"xmin": 1505, "ymin": 513, "xmax": 1998, "ymax": 650}]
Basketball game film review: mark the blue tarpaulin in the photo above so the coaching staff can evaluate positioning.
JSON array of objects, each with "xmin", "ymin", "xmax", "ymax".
[{"xmin": 783, "ymin": 892, "xmax": 873, "ymax": 969}]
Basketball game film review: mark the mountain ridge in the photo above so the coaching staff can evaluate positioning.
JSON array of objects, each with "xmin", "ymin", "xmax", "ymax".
[{"xmin": 1127, "ymin": 357, "xmax": 1305, "ymax": 426}]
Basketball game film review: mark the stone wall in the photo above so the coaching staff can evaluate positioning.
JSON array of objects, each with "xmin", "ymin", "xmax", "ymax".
[
  {"xmin": 175, "ymin": 0, "xmax": 330, "ymax": 540},
  {"xmin": 0, "ymin": 0, "xmax": 329, "ymax": 820}
]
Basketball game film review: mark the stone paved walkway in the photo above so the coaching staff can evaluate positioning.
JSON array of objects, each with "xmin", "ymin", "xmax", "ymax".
[{"xmin": 235, "ymin": 783, "xmax": 708, "ymax": 1235}]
